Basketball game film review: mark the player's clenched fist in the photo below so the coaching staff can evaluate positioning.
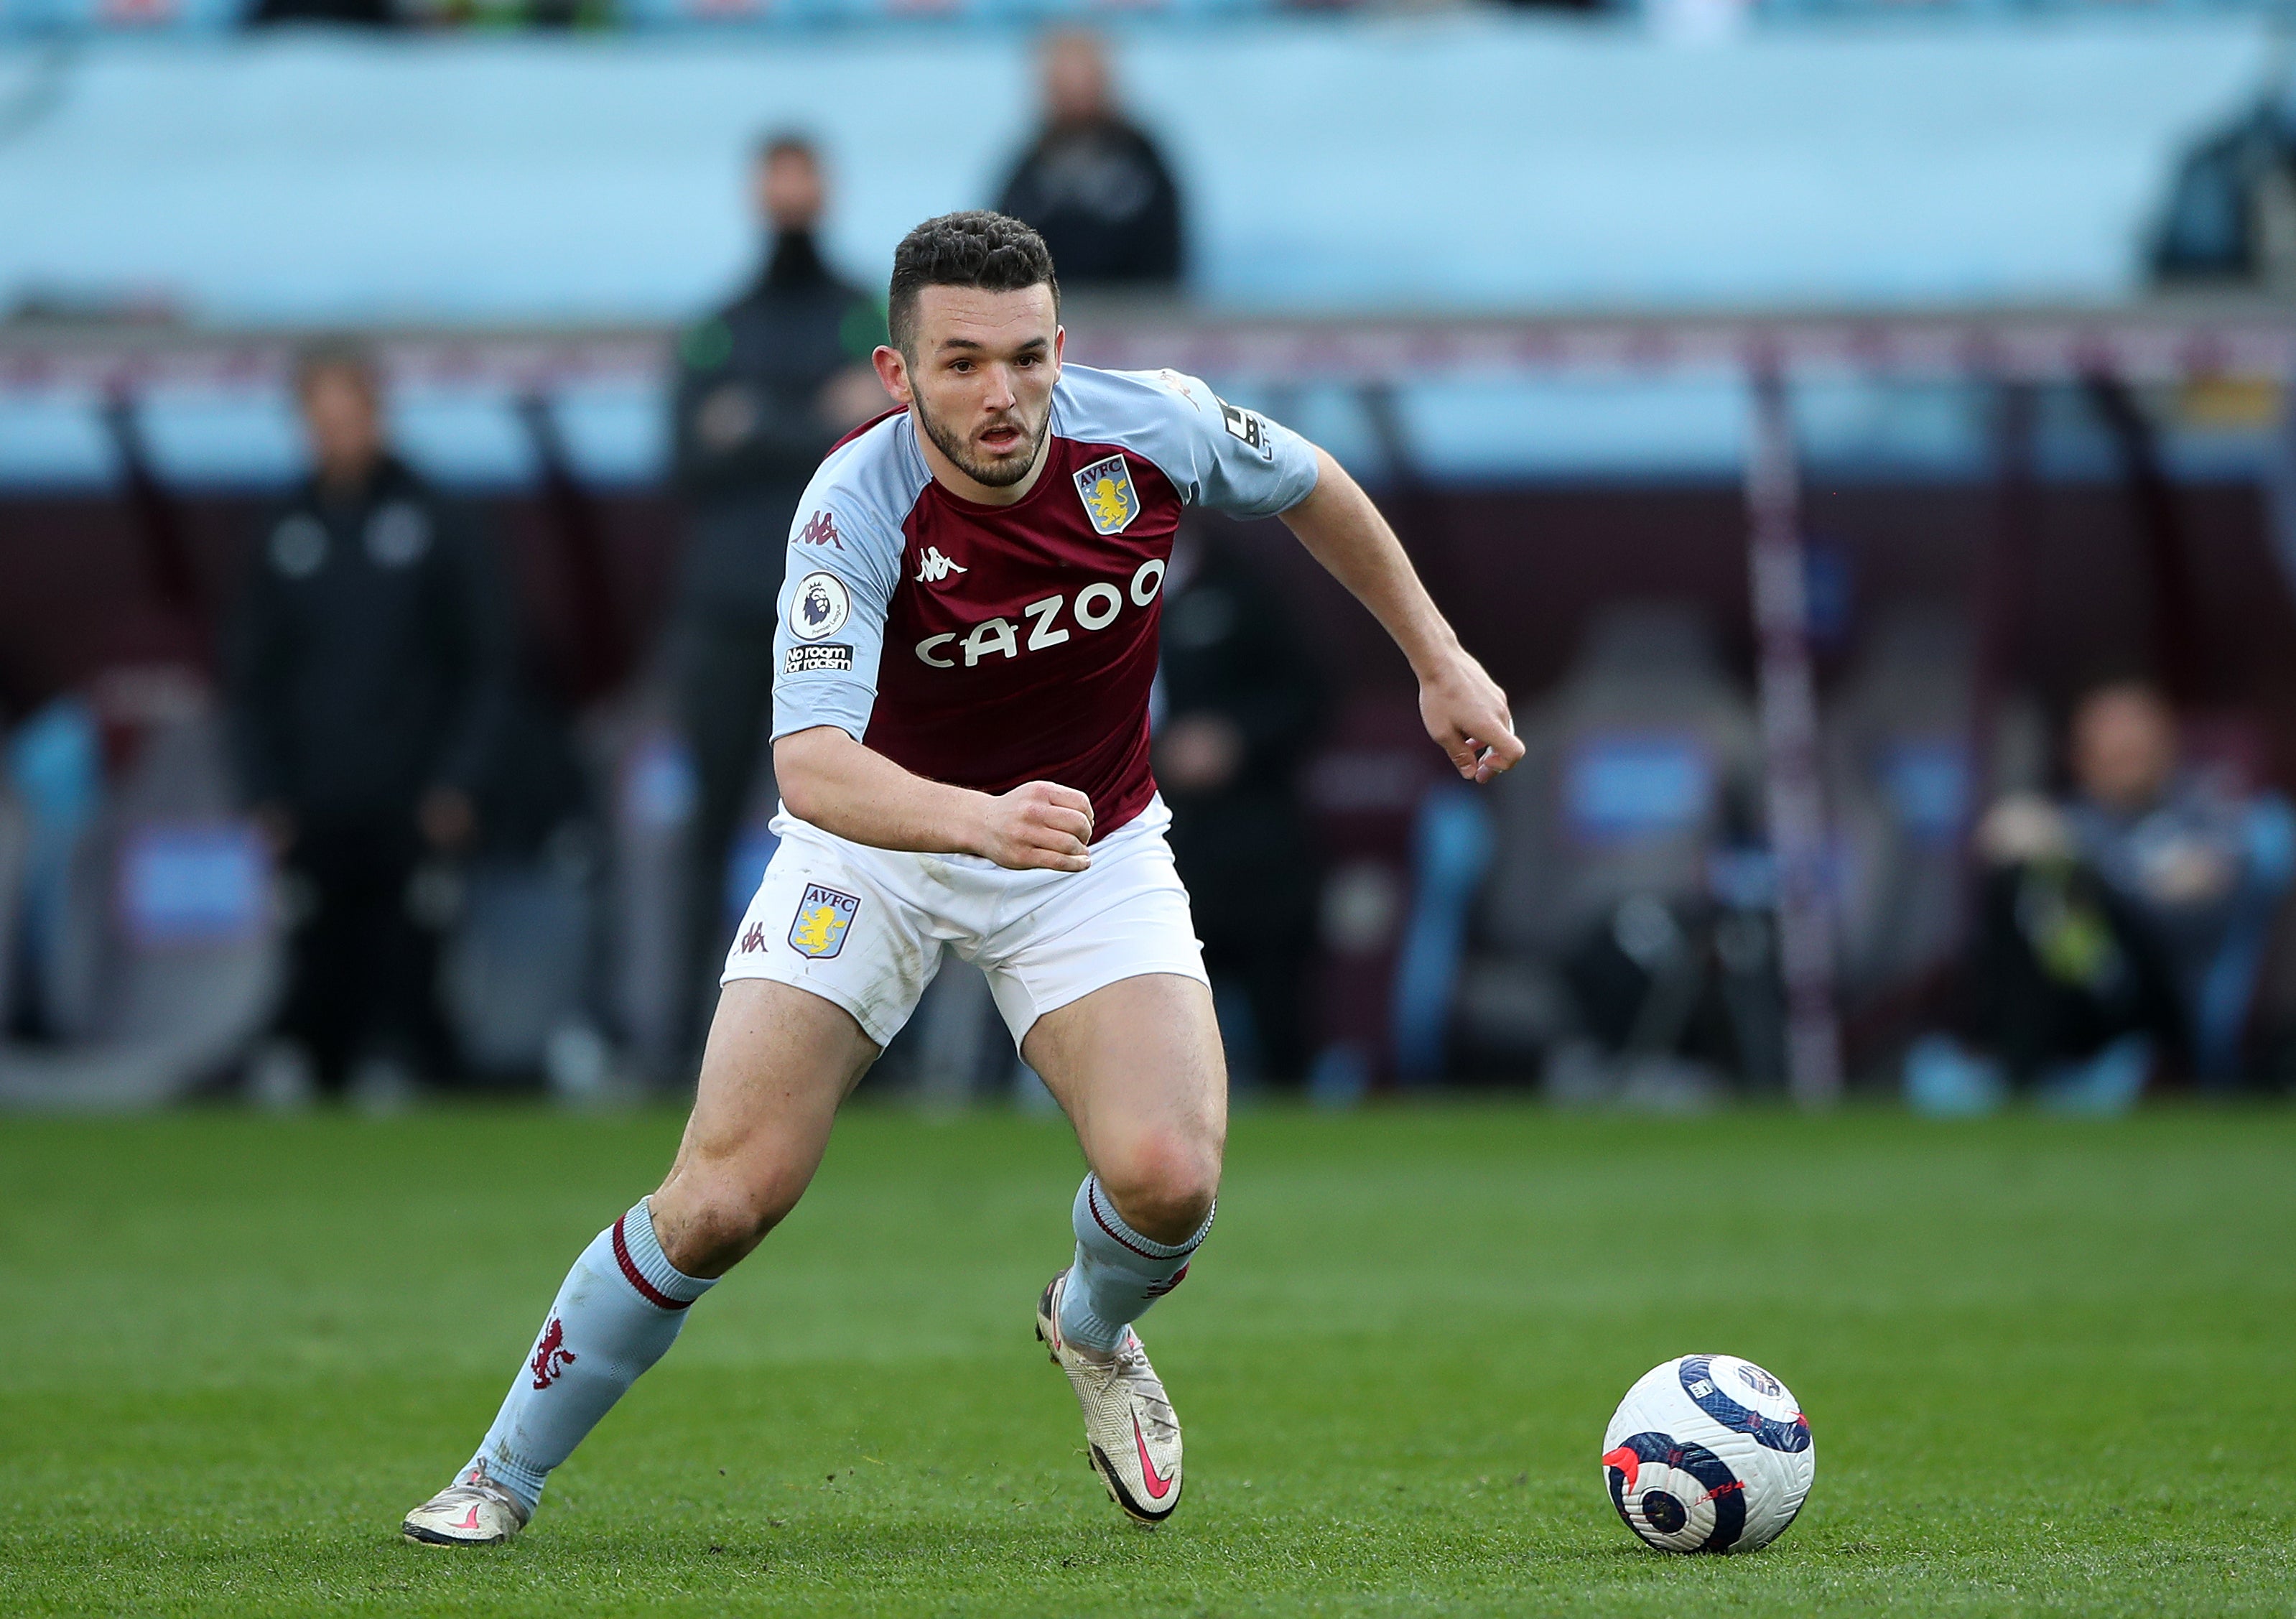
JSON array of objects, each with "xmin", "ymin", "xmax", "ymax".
[
  {"xmin": 1420, "ymin": 649, "xmax": 1525, "ymax": 785},
  {"xmin": 977, "ymin": 780, "xmax": 1096, "ymax": 872}
]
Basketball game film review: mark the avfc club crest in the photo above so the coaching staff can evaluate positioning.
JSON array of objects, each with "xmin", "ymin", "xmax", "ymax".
[
  {"xmin": 787, "ymin": 883, "xmax": 860, "ymax": 959},
  {"xmin": 1073, "ymin": 454, "xmax": 1138, "ymax": 537}
]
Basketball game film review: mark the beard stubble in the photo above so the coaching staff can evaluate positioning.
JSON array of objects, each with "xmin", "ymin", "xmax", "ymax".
[{"xmin": 911, "ymin": 387, "xmax": 1051, "ymax": 490}]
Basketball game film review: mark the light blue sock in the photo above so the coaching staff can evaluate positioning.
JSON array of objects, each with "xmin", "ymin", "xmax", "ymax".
[
  {"xmin": 1059, "ymin": 1174, "xmax": 1214, "ymax": 1355},
  {"xmin": 458, "ymin": 1198, "xmax": 714, "ymax": 1512}
]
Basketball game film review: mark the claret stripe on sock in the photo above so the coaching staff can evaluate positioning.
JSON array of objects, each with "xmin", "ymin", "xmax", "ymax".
[
  {"xmin": 1086, "ymin": 1181, "xmax": 1209, "ymax": 1261},
  {"xmin": 611, "ymin": 1216, "xmax": 693, "ymax": 1312}
]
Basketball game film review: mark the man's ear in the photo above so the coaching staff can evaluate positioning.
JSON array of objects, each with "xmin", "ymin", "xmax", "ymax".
[{"xmin": 872, "ymin": 345, "xmax": 911, "ymax": 406}]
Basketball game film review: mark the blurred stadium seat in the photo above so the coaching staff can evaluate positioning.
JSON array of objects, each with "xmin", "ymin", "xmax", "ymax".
[
  {"xmin": 1448, "ymin": 603, "xmax": 1769, "ymax": 1095},
  {"xmin": 1823, "ymin": 608, "xmax": 1979, "ymax": 1012},
  {"xmin": 0, "ymin": 699, "xmax": 280, "ymax": 1107}
]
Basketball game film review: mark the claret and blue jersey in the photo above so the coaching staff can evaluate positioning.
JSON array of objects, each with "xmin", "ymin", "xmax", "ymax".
[{"xmin": 770, "ymin": 363, "xmax": 1321, "ymax": 838}]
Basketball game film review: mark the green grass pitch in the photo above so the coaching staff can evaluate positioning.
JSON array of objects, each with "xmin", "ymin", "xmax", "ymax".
[{"xmin": 1, "ymin": 1102, "xmax": 2290, "ymax": 1616}]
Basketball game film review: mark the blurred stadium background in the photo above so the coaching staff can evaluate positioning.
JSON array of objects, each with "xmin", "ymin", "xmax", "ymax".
[{"xmin": 8, "ymin": 0, "xmax": 2296, "ymax": 1118}]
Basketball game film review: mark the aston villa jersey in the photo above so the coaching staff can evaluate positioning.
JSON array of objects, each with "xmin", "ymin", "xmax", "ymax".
[{"xmin": 769, "ymin": 363, "xmax": 1321, "ymax": 838}]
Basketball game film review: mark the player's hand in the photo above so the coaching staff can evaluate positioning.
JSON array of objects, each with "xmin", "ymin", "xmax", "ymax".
[
  {"xmin": 976, "ymin": 781, "xmax": 1095, "ymax": 872},
  {"xmin": 1419, "ymin": 650, "xmax": 1523, "ymax": 784}
]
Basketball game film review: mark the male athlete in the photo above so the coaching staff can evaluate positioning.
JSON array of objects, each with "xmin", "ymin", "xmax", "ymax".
[{"xmin": 403, "ymin": 211, "xmax": 1522, "ymax": 1544}]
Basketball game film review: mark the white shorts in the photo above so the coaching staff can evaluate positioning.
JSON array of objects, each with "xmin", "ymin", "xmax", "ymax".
[{"xmin": 721, "ymin": 794, "xmax": 1207, "ymax": 1049}]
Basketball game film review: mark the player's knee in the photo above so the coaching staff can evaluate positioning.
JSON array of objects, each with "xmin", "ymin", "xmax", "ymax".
[
  {"xmin": 650, "ymin": 1175, "xmax": 800, "ymax": 1279},
  {"xmin": 1097, "ymin": 1130, "xmax": 1221, "ymax": 1247}
]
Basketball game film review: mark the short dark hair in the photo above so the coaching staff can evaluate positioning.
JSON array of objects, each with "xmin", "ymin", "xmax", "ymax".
[
  {"xmin": 293, "ymin": 337, "xmax": 379, "ymax": 400},
  {"xmin": 887, "ymin": 210, "xmax": 1059, "ymax": 358},
  {"xmin": 755, "ymin": 130, "xmax": 817, "ymax": 167}
]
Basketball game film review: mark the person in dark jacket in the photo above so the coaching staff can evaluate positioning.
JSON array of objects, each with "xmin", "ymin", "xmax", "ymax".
[
  {"xmin": 669, "ymin": 134, "xmax": 886, "ymax": 1064},
  {"xmin": 995, "ymin": 30, "xmax": 1184, "ymax": 289},
  {"xmin": 226, "ymin": 343, "xmax": 516, "ymax": 1101},
  {"xmin": 1154, "ymin": 524, "xmax": 1324, "ymax": 1082}
]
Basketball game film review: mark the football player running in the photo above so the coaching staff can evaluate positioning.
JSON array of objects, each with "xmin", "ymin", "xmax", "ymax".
[{"xmin": 404, "ymin": 211, "xmax": 1522, "ymax": 1544}]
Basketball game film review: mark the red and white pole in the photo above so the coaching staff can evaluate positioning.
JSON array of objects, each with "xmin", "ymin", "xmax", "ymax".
[{"xmin": 1745, "ymin": 365, "xmax": 1842, "ymax": 1106}]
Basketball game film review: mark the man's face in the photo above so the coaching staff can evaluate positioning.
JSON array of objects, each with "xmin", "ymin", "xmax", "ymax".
[
  {"xmin": 878, "ymin": 284, "xmax": 1061, "ymax": 493},
  {"xmin": 1042, "ymin": 32, "xmax": 1110, "ymax": 125},
  {"xmin": 298, "ymin": 366, "xmax": 383, "ymax": 487},
  {"xmin": 755, "ymin": 149, "xmax": 824, "ymax": 233},
  {"xmin": 2073, "ymin": 685, "xmax": 2176, "ymax": 812}
]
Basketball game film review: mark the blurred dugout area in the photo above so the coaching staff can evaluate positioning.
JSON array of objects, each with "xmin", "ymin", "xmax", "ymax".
[{"xmin": 12, "ymin": 314, "xmax": 2296, "ymax": 1105}]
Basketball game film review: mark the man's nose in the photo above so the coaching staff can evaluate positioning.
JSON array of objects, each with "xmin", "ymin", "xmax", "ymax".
[{"xmin": 982, "ymin": 366, "xmax": 1017, "ymax": 411}]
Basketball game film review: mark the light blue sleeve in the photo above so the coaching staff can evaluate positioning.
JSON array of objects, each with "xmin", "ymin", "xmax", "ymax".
[
  {"xmin": 1078, "ymin": 367, "xmax": 1322, "ymax": 519},
  {"xmin": 769, "ymin": 453, "xmax": 909, "ymax": 745}
]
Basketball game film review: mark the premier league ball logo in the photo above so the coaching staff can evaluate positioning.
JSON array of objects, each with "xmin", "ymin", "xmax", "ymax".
[{"xmin": 1600, "ymin": 1355, "xmax": 1814, "ymax": 1554}]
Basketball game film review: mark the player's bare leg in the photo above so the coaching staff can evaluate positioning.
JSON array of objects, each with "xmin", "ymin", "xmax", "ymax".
[
  {"xmin": 1026, "ymin": 971, "xmax": 1225, "ymax": 1523},
  {"xmin": 649, "ymin": 978, "xmax": 880, "ymax": 1277},
  {"xmin": 402, "ymin": 980, "xmax": 874, "ymax": 1544}
]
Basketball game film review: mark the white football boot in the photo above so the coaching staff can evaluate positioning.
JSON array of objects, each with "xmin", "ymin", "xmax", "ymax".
[
  {"xmin": 401, "ymin": 1462, "xmax": 532, "ymax": 1546},
  {"xmin": 1036, "ymin": 1270, "xmax": 1183, "ymax": 1524}
]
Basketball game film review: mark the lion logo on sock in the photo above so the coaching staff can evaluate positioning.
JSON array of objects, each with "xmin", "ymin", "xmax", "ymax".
[
  {"xmin": 530, "ymin": 1317, "xmax": 576, "ymax": 1390},
  {"xmin": 787, "ymin": 884, "xmax": 860, "ymax": 959}
]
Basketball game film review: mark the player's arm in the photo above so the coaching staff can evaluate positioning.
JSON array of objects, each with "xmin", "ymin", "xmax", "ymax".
[
  {"xmin": 774, "ymin": 727, "xmax": 1095, "ymax": 872},
  {"xmin": 1280, "ymin": 447, "xmax": 1525, "ymax": 784},
  {"xmin": 771, "ymin": 486, "xmax": 1093, "ymax": 871}
]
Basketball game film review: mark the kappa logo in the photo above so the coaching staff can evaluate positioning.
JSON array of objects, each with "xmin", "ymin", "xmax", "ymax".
[
  {"xmin": 796, "ymin": 509, "xmax": 842, "ymax": 549},
  {"xmin": 530, "ymin": 1317, "xmax": 577, "ymax": 1390},
  {"xmin": 1152, "ymin": 368, "xmax": 1202, "ymax": 404},
  {"xmin": 739, "ymin": 920, "xmax": 767, "ymax": 953},
  {"xmin": 788, "ymin": 883, "xmax": 860, "ymax": 959},
  {"xmin": 1073, "ymin": 454, "xmax": 1138, "ymax": 536},
  {"xmin": 914, "ymin": 546, "xmax": 968, "ymax": 585}
]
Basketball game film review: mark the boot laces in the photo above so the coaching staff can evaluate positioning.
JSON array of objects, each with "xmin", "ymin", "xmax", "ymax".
[{"xmin": 1107, "ymin": 1333, "xmax": 1177, "ymax": 1442}]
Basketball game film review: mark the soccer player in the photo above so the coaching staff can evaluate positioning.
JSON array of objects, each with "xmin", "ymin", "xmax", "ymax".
[{"xmin": 402, "ymin": 211, "xmax": 1523, "ymax": 1544}]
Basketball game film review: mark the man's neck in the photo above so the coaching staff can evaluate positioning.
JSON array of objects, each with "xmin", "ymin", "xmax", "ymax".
[{"xmin": 317, "ymin": 458, "xmax": 381, "ymax": 503}]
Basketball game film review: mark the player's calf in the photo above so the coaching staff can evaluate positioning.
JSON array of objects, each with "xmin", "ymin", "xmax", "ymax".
[
  {"xmin": 403, "ymin": 1197, "xmax": 715, "ymax": 1544},
  {"xmin": 1059, "ymin": 1172, "xmax": 1215, "ymax": 1356}
]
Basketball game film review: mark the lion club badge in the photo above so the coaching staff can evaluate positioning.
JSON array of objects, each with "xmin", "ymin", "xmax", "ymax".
[
  {"xmin": 787, "ymin": 883, "xmax": 860, "ymax": 959},
  {"xmin": 1072, "ymin": 453, "xmax": 1138, "ymax": 536}
]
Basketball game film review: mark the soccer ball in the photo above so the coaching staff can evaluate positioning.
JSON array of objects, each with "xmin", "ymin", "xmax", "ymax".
[{"xmin": 1600, "ymin": 1354, "xmax": 1814, "ymax": 1554}]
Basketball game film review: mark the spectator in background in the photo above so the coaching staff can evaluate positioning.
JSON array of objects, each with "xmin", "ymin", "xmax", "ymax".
[
  {"xmin": 1155, "ymin": 525, "xmax": 1324, "ymax": 1082},
  {"xmin": 225, "ymin": 343, "xmax": 515, "ymax": 1106},
  {"xmin": 248, "ymin": 0, "xmax": 395, "ymax": 26},
  {"xmin": 1910, "ymin": 679, "xmax": 2294, "ymax": 1113},
  {"xmin": 995, "ymin": 30, "xmax": 1184, "ymax": 289},
  {"xmin": 669, "ymin": 134, "xmax": 885, "ymax": 1067}
]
